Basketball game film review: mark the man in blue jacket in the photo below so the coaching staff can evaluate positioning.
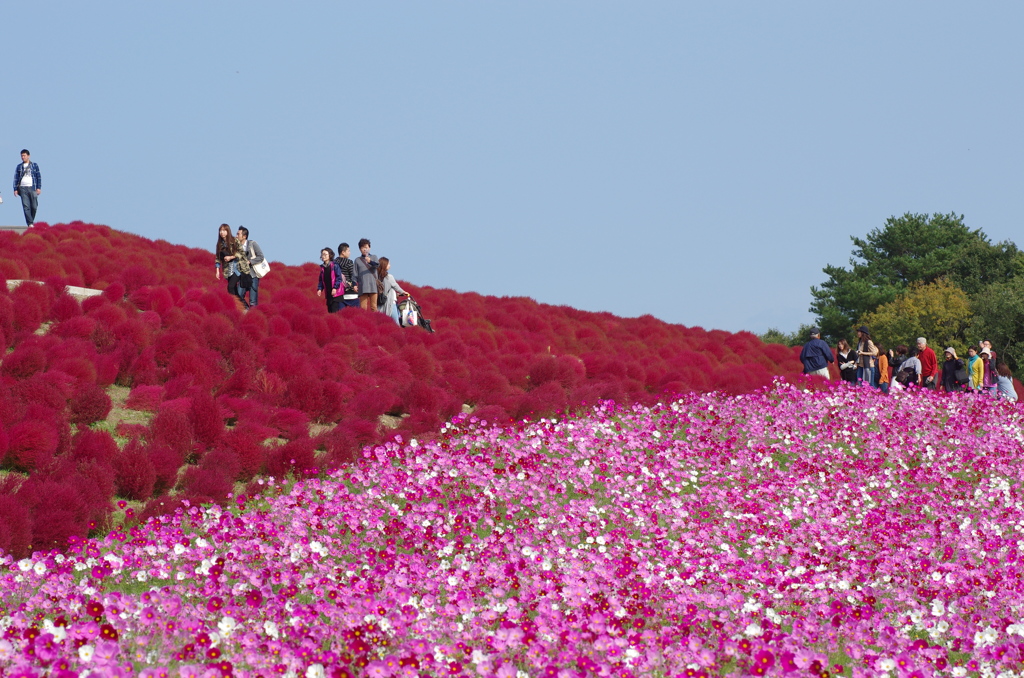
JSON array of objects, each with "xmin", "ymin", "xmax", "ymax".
[
  {"xmin": 13, "ymin": 149, "xmax": 41, "ymax": 227},
  {"xmin": 799, "ymin": 328, "xmax": 834, "ymax": 378}
]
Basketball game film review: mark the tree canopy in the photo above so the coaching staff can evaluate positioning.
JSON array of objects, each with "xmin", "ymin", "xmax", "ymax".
[
  {"xmin": 859, "ymin": 279, "xmax": 972, "ymax": 356},
  {"xmin": 810, "ymin": 212, "xmax": 1024, "ymax": 342}
]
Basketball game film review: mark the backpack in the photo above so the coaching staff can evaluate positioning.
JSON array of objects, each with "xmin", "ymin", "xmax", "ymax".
[{"xmin": 895, "ymin": 364, "xmax": 918, "ymax": 386}]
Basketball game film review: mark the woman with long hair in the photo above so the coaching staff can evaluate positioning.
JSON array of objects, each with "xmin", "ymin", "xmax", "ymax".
[
  {"xmin": 377, "ymin": 257, "xmax": 408, "ymax": 325},
  {"xmin": 855, "ymin": 326, "xmax": 878, "ymax": 386},
  {"xmin": 836, "ymin": 338, "xmax": 857, "ymax": 384},
  {"xmin": 996, "ymin": 363, "xmax": 1018, "ymax": 402},
  {"xmin": 214, "ymin": 224, "xmax": 248, "ymax": 305}
]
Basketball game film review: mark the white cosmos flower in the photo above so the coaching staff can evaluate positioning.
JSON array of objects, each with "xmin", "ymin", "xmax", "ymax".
[{"xmin": 79, "ymin": 644, "xmax": 95, "ymax": 662}]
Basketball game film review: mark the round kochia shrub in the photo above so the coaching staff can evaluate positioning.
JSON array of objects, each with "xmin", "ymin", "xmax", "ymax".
[
  {"xmin": 68, "ymin": 383, "xmax": 113, "ymax": 426},
  {"xmin": 113, "ymin": 440, "xmax": 157, "ymax": 501}
]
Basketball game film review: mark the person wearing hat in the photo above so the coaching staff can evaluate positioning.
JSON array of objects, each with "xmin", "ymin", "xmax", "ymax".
[
  {"xmin": 940, "ymin": 347, "xmax": 966, "ymax": 392},
  {"xmin": 979, "ymin": 349, "xmax": 997, "ymax": 397},
  {"xmin": 917, "ymin": 337, "xmax": 938, "ymax": 390},
  {"xmin": 855, "ymin": 325, "xmax": 878, "ymax": 386},
  {"xmin": 799, "ymin": 327, "xmax": 835, "ymax": 378}
]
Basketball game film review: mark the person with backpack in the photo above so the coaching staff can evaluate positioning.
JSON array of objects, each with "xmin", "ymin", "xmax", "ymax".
[
  {"xmin": 316, "ymin": 247, "xmax": 344, "ymax": 314},
  {"xmin": 939, "ymin": 348, "xmax": 967, "ymax": 393},
  {"xmin": 895, "ymin": 348, "xmax": 922, "ymax": 388}
]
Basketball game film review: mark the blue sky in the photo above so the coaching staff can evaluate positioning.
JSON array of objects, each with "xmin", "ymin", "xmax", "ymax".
[{"xmin": 7, "ymin": 2, "xmax": 1023, "ymax": 334}]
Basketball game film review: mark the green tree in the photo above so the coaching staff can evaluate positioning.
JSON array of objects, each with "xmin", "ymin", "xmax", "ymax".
[
  {"xmin": 969, "ymin": 277, "xmax": 1024, "ymax": 371},
  {"xmin": 758, "ymin": 324, "xmax": 816, "ymax": 347},
  {"xmin": 859, "ymin": 279, "xmax": 972, "ymax": 356},
  {"xmin": 810, "ymin": 212, "xmax": 1024, "ymax": 341}
]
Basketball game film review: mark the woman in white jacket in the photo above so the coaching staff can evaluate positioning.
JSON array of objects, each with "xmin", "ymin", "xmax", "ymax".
[{"xmin": 376, "ymin": 257, "xmax": 407, "ymax": 325}]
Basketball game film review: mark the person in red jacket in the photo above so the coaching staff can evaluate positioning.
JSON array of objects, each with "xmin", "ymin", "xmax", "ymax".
[{"xmin": 917, "ymin": 337, "xmax": 938, "ymax": 389}]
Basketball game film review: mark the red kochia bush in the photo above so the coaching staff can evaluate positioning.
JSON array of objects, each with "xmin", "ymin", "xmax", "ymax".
[
  {"xmin": 0, "ymin": 494, "xmax": 31, "ymax": 558},
  {"xmin": 113, "ymin": 440, "xmax": 157, "ymax": 501},
  {"xmin": 150, "ymin": 398, "xmax": 195, "ymax": 457},
  {"xmin": 69, "ymin": 384, "xmax": 113, "ymax": 426},
  {"xmin": 1, "ymin": 343, "xmax": 47, "ymax": 378},
  {"xmin": 125, "ymin": 384, "xmax": 165, "ymax": 411},
  {"xmin": 5, "ymin": 419, "xmax": 59, "ymax": 472},
  {"xmin": 70, "ymin": 429, "xmax": 118, "ymax": 465}
]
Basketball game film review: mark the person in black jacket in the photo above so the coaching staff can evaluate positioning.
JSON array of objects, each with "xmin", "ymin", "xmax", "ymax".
[
  {"xmin": 335, "ymin": 243, "xmax": 360, "ymax": 309},
  {"xmin": 836, "ymin": 339, "xmax": 857, "ymax": 384},
  {"xmin": 940, "ymin": 347, "xmax": 966, "ymax": 393}
]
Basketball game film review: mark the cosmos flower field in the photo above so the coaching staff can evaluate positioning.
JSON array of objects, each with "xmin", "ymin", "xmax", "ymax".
[{"xmin": 3, "ymin": 381, "xmax": 1024, "ymax": 677}]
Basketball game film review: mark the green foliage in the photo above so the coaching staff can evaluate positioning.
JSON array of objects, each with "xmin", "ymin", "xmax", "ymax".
[
  {"xmin": 860, "ymin": 279, "xmax": 972, "ymax": 356},
  {"xmin": 758, "ymin": 324, "xmax": 817, "ymax": 347},
  {"xmin": 810, "ymin": 212, "xmax": 1024, "ymax": 342},
  {"xmin": 969, "ymin": 277, "xmax": 1024, "ymax": 371}
]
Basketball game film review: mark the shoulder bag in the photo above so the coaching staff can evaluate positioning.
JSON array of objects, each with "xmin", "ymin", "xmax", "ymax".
[{"xmin": 250, "ymin": 242, "xmax": 271, "ymax": 277}]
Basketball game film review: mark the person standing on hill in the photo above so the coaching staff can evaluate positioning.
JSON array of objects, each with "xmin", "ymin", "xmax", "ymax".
[
  {"xmin": 917, "ymin": 337, "xmax": 938, "ymax": 390},
  {"xmin": 855, "ymin": 326, "xmax": 878, "ymax": 386},
  {"xmin": 336, "ymin": 243, "xmax": 360, "ymax": 309},
  {"xmin": 836, "ymin": 339, "xmax": 857, "ymax": 384},
  {"xmin": 799, "ymin": 328, "xmax": 834, "ymax": 378},
  {"xmin": 236, "ymin": 226, "xmax": 265, "ymax": 308},
  {"xmin": 214, "ymin": 224, "xmax": 247, "ymax": 305},
  {"xmin": 980, "ymin": 349, "xmax": 997, "ymax": 397},
  {"xmin": 966, "ymin": 346, "xmax": 983, "ymax": 391},
  {"xmin": 13, "ymin": 149, "xmax": 41, "ymax": 227},
  {"xmin": 876, "ymin": 342, "xmax": 890, "ymax": 394},
  {"xmin": 316, "ymin": 247, "xmax": 344, "ymax": 313},
  {"xmin": 353, "ymin": 238, "xmax": 379, "ymax": 311},
  {"xmin": 940, "ymin": 348, "xmax": 966, "ymax": 393}
]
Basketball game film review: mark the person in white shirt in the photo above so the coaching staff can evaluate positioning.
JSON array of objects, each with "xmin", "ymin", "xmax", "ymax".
[{"xmin": 13, "ymin": 149, "xmax": 41, "ymax": 227}]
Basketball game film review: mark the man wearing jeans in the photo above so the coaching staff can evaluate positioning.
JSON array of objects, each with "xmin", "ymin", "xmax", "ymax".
[
  {"xmin": 236, "ymin": 226, "xmax": 265, "ymax": 307},
  {"xmin": 13, "ymin": 150, "xmax": 41, "ymax": 227}
]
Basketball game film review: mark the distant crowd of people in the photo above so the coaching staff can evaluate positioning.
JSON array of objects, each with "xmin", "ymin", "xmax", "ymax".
[
  {"xmin": 213, "ymin": 226, "xmax": 409, "ymax": 326},
  {"xmin": 799, "ymin": 326, "xmax": 1017, "ymax": 401}
]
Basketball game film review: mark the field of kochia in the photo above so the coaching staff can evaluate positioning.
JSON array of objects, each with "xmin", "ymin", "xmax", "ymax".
[{"xmin": 0, "ymin": 222, "xmax": 802, "ymax": 556}]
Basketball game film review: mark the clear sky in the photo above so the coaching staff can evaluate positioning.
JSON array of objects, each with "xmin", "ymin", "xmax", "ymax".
[{"xmin": 7, "ymin": 2, "xmax": 1023, "ymax": 334}]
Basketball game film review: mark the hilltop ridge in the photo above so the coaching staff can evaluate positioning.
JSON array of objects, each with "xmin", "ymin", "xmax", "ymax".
[{"xmin": 0, "ymin": 222, "xmax": 802, "ymax": 555}]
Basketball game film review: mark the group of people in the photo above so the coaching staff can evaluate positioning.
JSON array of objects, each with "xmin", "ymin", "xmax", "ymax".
[
  {"xmin": 315, "ymin": 239, "xmax": 408, "ymax": 324},
  {"xmin": 213, "ymin": 226, "xmax": 408, "ymax": 326},
  {"xmin": 800, "ymin": 327, "xmax": 1018, "ymax": 401}
]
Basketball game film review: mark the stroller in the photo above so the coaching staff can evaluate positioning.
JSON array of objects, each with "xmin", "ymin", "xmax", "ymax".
[{"xmin": 396, "ymin": 295, "xmax": 435, "ymax": 333}]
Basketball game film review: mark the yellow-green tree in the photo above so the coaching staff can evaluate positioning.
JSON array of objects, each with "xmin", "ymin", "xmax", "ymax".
[{"xmin": 859, "ymin": 279, "xmax": 972, "ymax": 354}]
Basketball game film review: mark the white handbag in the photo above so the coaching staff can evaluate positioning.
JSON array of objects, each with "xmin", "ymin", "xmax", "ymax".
[{"xmin": 249, "ymin": 242, "xmax": 270, "ymax": 277}]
